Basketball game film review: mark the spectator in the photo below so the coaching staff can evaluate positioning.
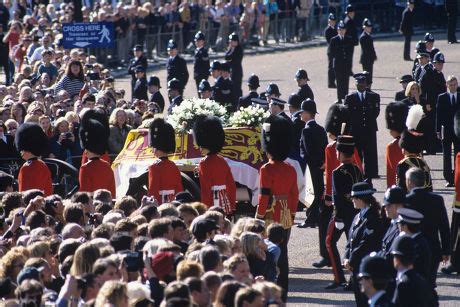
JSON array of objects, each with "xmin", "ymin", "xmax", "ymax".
[
  {"xmin": 49, "ymin": 117, "xmax": 75, "ymax": 161},
  {"xmin": 54, "ymin": 60, "xmax": 85, "ymax": 99},
  {"xmin": 94, "ymin": 280, "xmax": 129, "ymax": 307},
  {"xmin": 108, "ymin": 108, "xmax": 132, "ymax": 154}
]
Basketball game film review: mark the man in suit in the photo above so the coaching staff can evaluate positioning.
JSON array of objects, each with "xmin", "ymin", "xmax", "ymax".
[
  {"xmin": 358, "ymin": 254, "xmax": 393, "ymax": 307},
  {"xmin": 405, "ymin": 167, "xmax": 451, "ymax": 292},
  {"xmin": 288, "ymin": 93, "xmax": 305, "ymax": 170},
  {"xmin": 167, "ymin": 78, "xmax": 183, "ymax": 114},
  {"xmin": 329, "ymin": 21, "xmax": 354, "ymax": 101},
  {"xmin": 436, "ymin": 75, "xmax": 460, "ymax": 186},
  {"xmin": 269, "ymin": 97, "xmax": 291, "ymax": 122},
  {"xmin": 148, "ymin": 76, "xmax": 165, "ymax": 113},
  {"xmin": 359, "ymin": 19, "xmax": 377, "ymax": 85},
  {"xmin": 166, "ymin": 40, "xmax": 189, "ymax": 95},
  {"xmin": 344, "ymin": 74, "xmax": 380, "ymax": 182},
  {"xmin": 238, "ymin": 74, "xmax": 260, "ymax": 109},
  {"xmin": 395, "ymin": 75, "xmax": 413, "ymax": 101},
  {"xmin": 193, "ymin": 31, "xmax": 210, "ymax": 92},
  {"xmin": 400, "ymin": 0, "xmax": 415, "ymax": 61},
  {"xmin": 295, "ymin": 69, "xmax": 314, "ymax": 101},
  {"xmin": 127, "ymin": 44, "xmax": 148, "ymax": 98},
  {"xmin": 344, "ymin": 5, "xmax": 358, "ymax": 75},
  {"xmin": 445, "ymin": 0, "xmax": 458, "ymax": 44},
  {"xmin": 325, "ymin": 13, "xmax": 338, "ymax": 88}
]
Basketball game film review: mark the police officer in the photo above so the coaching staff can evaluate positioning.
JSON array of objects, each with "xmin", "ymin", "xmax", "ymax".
[
  {"xmin": 212, "ymin": 62, "xmax": 235, "ymax": 112},
  {"xmin": 329, "ymin": 21, "xmax": 353, "ymax": 101},
  {"xmin": 295, "ymin": 69, "xmax": 314, "ymax": 101},
  {"xmin": 412, "ymin": 41, "xmax": 427, "ymax": 79},
  {"xmin": 128, "ymin": 44, "xmax": 148, "ymax": 98},
  {"xmin": 344, "ymin": 5, "xmax": 358, "ymax": 74},
  {"xmin": 198, "ymin": 80, "xmax": 212, "ymax": 100},
  {"xmin": 238, "ymin": 74, "xmax": 260, "ymax": 109},
  {"xmin": 193, "ymin": 31, "xmax": 210, "ymax": 92},
  {"xmin": 166, "ymin": 40, "xmax": 189, "ymax": 95},
  {"xmin": 133, "ymin": 66, "xmax": 148, "ymax": 100},
  {"xmin": 269, "ymin": 97, "xmax": 290, "ymax": 122},
  {"xmin": 265, "ymin": 83, "xmax": 281, "ymax": 102},
  {"xmin": 344, "ymin": 74, "xmax": 380, "ymax": 182},
  {"xmin": 148, "ymin": 76, "xmax": 165, "ymax": 112},
  {"xmin": 225, "ymin": 32, "xmax": 244, "ymax": 99},
  {"xmin": 288, "ymin": 93, "xmax": 304, "ymax": 163},
  {"xmin": 446, "ymin": 0, "xmax": 458, "ymax": 44},
  {"xmin": 209, "ymin": 60, "xmax": 222, "ymax": 82},
  {"xmin": 167, "ymin": 78, "xmax": 183, "ymax": 114},
  {"xmin": 325, "ymin": 13, "xmax": 338, "ymax": 88},
  {"xmin": 358, "ymin": 254, "xmax": 393, "ymax": 306},
  {"xmin": 400, "ymin": 0, "xmax": 415, "ymax": 61},
  {"xmin": 359, "ymin": 19, "xmax": 377, "ymax": 85},
  {"xmin": 424, "ymin": 32, "xmax": 440, "ymax": 60}
]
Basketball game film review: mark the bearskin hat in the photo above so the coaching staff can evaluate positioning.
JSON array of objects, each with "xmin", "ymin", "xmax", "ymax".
[
  {"xmin": 79, "ymin": 109, "xmax": 110, "ymax": 155},
  {"xmin": 385, "ymin": 102, "xmax": 408, "ymax": 133},
  {"xmin": 192, "ymin": 115, "xmax": 225, "ymax": 154},
  {"xmin": 150, "ymin": 118, "xmax": 176, "ymax": 153},
  {"xmin": 15, "ymin": 122, "xmax": 48, "ymax": 157},
  {"xmin": 261, "ymin": 115, "xmax": 293, "ymax": 161},
  {"xmin": 336, "ymin": 135, "xmax": 355, "ymax": 155},
  {"xmin": 325, "ymin": 104, "xmax": 350, "ymax": 136},
  {"xmin": 399, "ymin": 129, "xmax": 423, "ymax": 154},
  {"xmin": 455, "ymin": 111, "xmax": 460, "ymax": 139}
]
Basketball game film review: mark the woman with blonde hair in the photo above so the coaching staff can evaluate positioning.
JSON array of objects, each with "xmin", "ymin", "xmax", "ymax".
[
  {"xmin": 108, "ymin": 107, "xmax": 132, "ymax": 154},
  {"xmin": 38, "ymin": 115, "xmax": 53, "ymax": 138},
  {"xmin": 94, "ymin": 280, "xmax": 129, "ymax": 307},
  {"xmin": 70, "ymin": 242, "xmax": 101, "ymax": 277},
  {"xmin": 50, "ymin": 117, "xmax": 75, "ymax": 161},
  {"xmin": 240, "ymin": 232, "xmax": 267, "ymax": 279},
  {"xmin": 402, "ymin": 81, "xmax": 425, "ymax": 107}
]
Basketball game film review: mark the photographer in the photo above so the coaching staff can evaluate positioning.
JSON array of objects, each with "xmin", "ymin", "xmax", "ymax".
[{"xmin": 49, "ymin": 117, "xmax": 75, "ymax": 162}]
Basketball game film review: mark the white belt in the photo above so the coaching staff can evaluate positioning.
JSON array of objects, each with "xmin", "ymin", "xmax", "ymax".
[
  {"xmin": 211, "ymin": 185, "xmax": 227, "ymax": 191},
  {"xmin": 159, "ymin": 190, "xmax": 175, "ymax": 196}
]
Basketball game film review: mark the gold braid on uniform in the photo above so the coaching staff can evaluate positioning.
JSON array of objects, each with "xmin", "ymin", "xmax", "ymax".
[{"xmin": 398, "ymin": 156, "xmax": 432, "ymax": 189}]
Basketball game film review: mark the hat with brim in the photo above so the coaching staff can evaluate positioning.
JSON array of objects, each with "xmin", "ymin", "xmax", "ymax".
[
  {"xmin": 301, "ymin": 98, "xmax": 318, "ymax": 114},
  {"xmin": 396, "ymin": 208, "xmax": 424, "ymax": 224},
  {"xmin": 351, "ymin": 182, "xmax": 376, "ymax": 197}
]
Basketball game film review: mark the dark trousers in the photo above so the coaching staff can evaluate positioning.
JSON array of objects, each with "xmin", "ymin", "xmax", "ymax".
[
  {"xmin": 355, "ymin": 132, "xmax": 379, "ymax": 179},
  {"xmin": 350, "ymin": 47, "xmax": 355, "ymax": 74},
  {"xmin": 326, "ymin": 217, "xmax": 350, "ymax": 283},
  {"xmin": 450, "ymin": 211, "xmax": 460, "ymax": 271},
  {"xmin": 319, "ymin": 205, "xmax": 333, "ymax": 259},
  {"xmin": 429, "ymin": 258, "xmax": 440, "ymax": 305},
  {"xmin": 327, "ymin": 54, "xmax": 336, "ymax": 86},
  {"xmin": 362, "ymin": 62, "xmax": 373, "ymax": 86},
  {"xmin": 305, "ymin": 166, "xmax": 324, "ymax": 223},
  {"xmin": 442, "ymin": 135, "xmax": 460, "ymax": 184},
  {"xmin": 277, "ymin": 228, "xmax": 291, "ymax": 302},
  {"xmin": 403, "ymin": 35, "xmax": 411, "ymax": 59},
  {"xmin": 335, "ymin": 67, "xmax": 349, "ymax": 101},
  {"xmin": 447, "ymin": 13, "xmax": 458, "ymax": 42}
]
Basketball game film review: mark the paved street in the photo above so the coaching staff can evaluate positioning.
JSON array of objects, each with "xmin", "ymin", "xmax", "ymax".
[{"xmin": 117, "ymin": 33, "xmax": 460, "ymax": 305}]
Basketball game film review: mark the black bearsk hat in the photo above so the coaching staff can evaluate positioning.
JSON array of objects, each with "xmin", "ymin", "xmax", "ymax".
[
  {"xmin": 261, "ymin": 115, "xmax": 293, "ymax": 161},
  {"xmin": 325, "ymin": 103, "xmax": 350, "ymax": 136},
  {"xmin": 386, "ymin": 101, "xmax": 408, "ymax": 133},
  {"xmin": 15, "ymin": 122, "xmax": 48, "ymax": 156},
  {"xmin": 79, "ymin": 109, "xmax": 110, "ymax": 155},
  {"xmin": 150, "ymin": 117, "xmax": 176, "ymax": 153},
  {"xmin": 192, "ymin": 115, "xmax": 225, "ymax": 154}
]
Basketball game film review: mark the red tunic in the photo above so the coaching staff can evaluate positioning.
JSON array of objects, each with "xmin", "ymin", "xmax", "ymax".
[
  {"xmin": 148, "ymin": 157, "xmax": 183, "ymax": 204},
  {"xmin": 18, "ymin": 158, "xmax": 53, "ymax": 196},
  {"xmin": 454, "ymin": 153, "xmax": 460, "ymax": 212},
  {"xmin": 324, "ymin": 141, "xmax": 362, "ymax": 198},
  {"xmin": 79, "ymin": 158, "xmax": 116, "ymax": 196},
  {"xmin": 198, "ymin": 154, "xmax": 236, "ymax": 214},
  {"xmin": 256, "ymin": 160, "xmax": 299, "ymax": 229},
  {"xmin": 386, "ymin": 138, "xmax": 404, "ymax": 188},
  {"xmin": 81, "ymin": 150, "xmax": 110, "ymax": 165}
]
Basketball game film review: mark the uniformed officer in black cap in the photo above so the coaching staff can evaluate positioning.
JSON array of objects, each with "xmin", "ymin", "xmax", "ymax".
[
  {"xmin": 358, "ymin": 254, "xmax": 393, "ymax": 306},
  {"xmin": 344, "ymin": 73, "xmax": 380, "ymax": 182},
  {"xmin": 329, "ymin": 20, "xmax": 353, "ymax": 101},
  {"xmin": 391, "ymin": 234, "xmax": 435, "ymax": 306},
  {"xmin": 133, "ymin": 66, "xmax": 148, "ymax": 100},
  {"xmin": 325, "ymin": 13, "xmax": 338, "ymax": 88},
  {"xmin": 166, "ymin": 40, "xmax": 189, "ymax": 95},
  {"xmin": 212, "ymin": 62, "xmax": 236, "ymax": 112},
  {"xmin": 148, "ymin": 76, "xmax": 165, "ymax": 112},
  {"xmin": 295, "ymin": 69, "xmax": 314, "ymax": 101},
  {"xmin": 209, "ymin": 60, "xmax": 222, "ymax": 81},
  {"xmin": 198, "ymin": 79, "xmax": 212, "ymax": 100},
  {"xmin": 238, "ymin": 74, "xmax": 260, "ymax": 109},
  {"xmin": 193, "ymin": 31, "xmax": 210, "ymax": 93},
  {"xmin": 288, "ymin": 93, "xmax": 304, "ymax": 163},
  {"xmin": 128, "ymin": 44, "xmax": 148, "ymax": 97},
  {"xmin": 424, "ymin": 32, "xmax": 440, "ymax": 61},
  {"xmin": 265, "ymin": 83, "xmax": 281, "ymax": 102},
  {"xmin": 359, "ymin": 18, "xmax": 377, "ymax": 85},
  {"xmin": 344, "ymin": 4, "xmax": 358, "ymax": 74},
  {"xmin": 395, "ymin": 74, "xmax": 414, "ymax": 101},
  {"xmin": 225, "ymin": 32, "xmax": 244, "ymax": 98},
  {"xmin": 400, "ymin": 0, "xmax": 415, "ymax": 61},
  {"xmin": 412, "ymin": 40, "xmax": 426, "ymax": 77},
  {"xmin": 269, "ymin": 97, "xmax": 290, "ymax": 122},
  {"xmin": 167, "ymin": 78, "xmax": 183, "ymax": 114}
]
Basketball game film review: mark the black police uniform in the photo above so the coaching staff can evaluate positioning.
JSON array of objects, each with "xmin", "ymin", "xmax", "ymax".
[
  {"xmin": 330, "ymin": 33, "xmax": 353, "ymax": 100},
  {"xmin": 168, "ymin": 95, "xmax": 183, "ymax": 115},
  {"xmin": 212, "ymin": 76, "xmax": 236, "ymax": 112},
  {"xmin": 150, "ymin": 91, "xmax": 165, "ymax": 112},
  {"xmin": 238, "ymin": 91, "xmax": 258, "ymax": 109},
  {"xmin": 128, "ymin": 55, "xmax": 148, "ymax": 96},
  {"xmin": 297, "ymin": 84, "xmax": 314, "ymax": 101},
  {"xmin": 291, "ymin": 110, "xmax": 304, "ymax": 161},
  {"xmin": 133, "ymin": 77, "xmax": 148, "ymax": 100},
  {"xmin": 194, "ymin": 46, "xmax": 210, "ymax": 91},
  {"xmin": 225, "ymin": 44, "xmax": 244, "ymax": 99},
  {"xmin": 344, "ymin": 14, "xmax": 358, "ymax": 72},
  {"xmin": 359, "ymin": 31, "xmax": 377, "ymax": 84},
  {"xmin": 411, "ymin": 232, "xmax": 432, "ymax": 281},
  {"xmin": 325, "ymin": 22, "xmax": 338, "ymax": 88},
  {"xmin": 446, "ymin": 0, "xmax": 458, "ymax": 43},
  {"xmin": 167, "ymin": 55, "xmax": 189, "ymax": 93},
  {"xmin": 392, "ymin": 268, "xmax": 435, "ymax": 307},
  {"xmin": 400, "ymin": 6, "xmax": 414, "ymax": 60}
]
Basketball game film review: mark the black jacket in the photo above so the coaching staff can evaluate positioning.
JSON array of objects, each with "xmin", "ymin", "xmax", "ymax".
[
  {"xmin": 359, "ymin": 32, "xmax": 377, "ymax": 65},
  {"xmin": 127, "ymin": 55, "xmax": 148, "ymax": 81},
  {"xmin": 212, "ymin": 77, "xmax": 235, "ymax": 112},
  {"xmin": 150, "ymin": 91, "xmax": 165, "ymax": 112},
  {"xmin": 329, "ymin": 35, "xmax": 354, "ymax": 70},
  {"xmin": 297, "ymin": 84, "xmax": 314, "ymax": 101},
  {"xmin": 300, "ymin": 120, "xmax": 327, "ymax": 169},
  {"xmin": 168, "ymin": 95, "xmax": 183, "ymax": 114},
  {"xmin": 238, "ymin": 91, "xmax": 258, "ymax": 109},
  {"xmin": 344, "ymin": 90, "xmax": 380, "ymax": 133},
  {"xmin": 412, "ymin": 232, "xmax": 432, "ymax": 280},
  {"xmin": 133, "ymin": 78, "xmax": 148, "ymax": 100},
  {"xmin": 436, "ymin": 91, "xmax": 460, "ymax": 137},
  {"xmin": 392, "ymin": 269, "xmax": 434, "ymax": 307},
  {"xmin": 420, "ymin": 66, "xmax": 446, "ymax": 107},
  {"xmin": 324, "ymin": 25, "xmax": 338, "ymax": 45},
  {"xmin": 395, "ymin": 90, "xmax": 406, "ymax": 102},
  {"xmin": 193, "ymin": 47, "xmax": 210, "ymax": 80},
  {"xmin": 0, "ymin": 134, "xmax": 19, "ymax": 168},
  {"xmin": 400, "ymin": 7, "xmax": 414, "ymax": 36},
  {"xmin": 406, "ymin": 187, "xmax": 451, "ymax": 259},
  {"xmin": 344, "ymin": 15, "xmax": 358, "ymax": 46},
  {"xmin": 378, "ymin": 221, "xmax": 400, "ymax": 260},
  {"xmin": 167, "ymin": 55, "xmax": 189, "ymax": 90},
  {"xmin": 332, "ymin": 163, "xmax": 363, "ymax": 225},
  {"xmin": 225, "ymin": 45, "xmax": 244, "ymax": 83}
]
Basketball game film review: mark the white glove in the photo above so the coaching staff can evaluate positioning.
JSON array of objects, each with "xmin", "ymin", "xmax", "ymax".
[{"xmin": 335, "ymin": 221, "xmax": 345, "ymax": 230}]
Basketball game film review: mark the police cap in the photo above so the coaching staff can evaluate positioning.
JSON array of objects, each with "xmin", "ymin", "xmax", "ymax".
[
  {"xmin": 358, "ymin": 253, "xmax": 391, "ymax": 281},
  {"xmin": 148, "ymin": 76, "xmax": 161, "ymax": 87},
  {"xmin": 209, "ymin": 60, "xmax": 222, "ymax": 72},
  {"xmin": 247, "ymin": 74, "xmax": 260, "ymax": 88},
  {"xmin": 167, "ymin": 40, "xmax": 177, "ymax": 50},
  {"xmin": 167, "ymin": 78, "xmax": 181, "ymax": 90},
  {"xmin": 399, "ymin": 75, "xmax": 414, "ymax": 83},
  {"xmin": 133, "ymin": 44, "xmax": 143, "ymax": 52},
  {"xmin": 301, "ymin": 98, "xmax": 317, "ymax": 114},
  {"xmin": 266, "ymin": 83, "xmax": 281, "ymax": 96},
  {"xmin": 351, "ymin": 182, "xmax": 376, "ymax": 197},
  {"xmin": 362, "ymin": 18, "xmax": 372, "ymax": 27},
  {"xmin": 396, "ymin": 208, "xmax": 424, "ymax": 225},
  {"xmin": 229, "ymin": 32, "xmax": 239, "ymax": 42},
  {"xmin": 424, "ymin": 32, "xmax": 435, "ymax": 42},
  {"xmin": 328, "ymin": 13, "xmax": 336, "ymax": 21},
  {"xmin": 433, "ymin": 52, "xmax": 445, "ymax": 63},
  {"xmin": 337, "ymin": 20, "xmax": 345, "ymax": 29},
  {"xmin": 198, "ymin": 79, "xmax": 212, "ymax": 92},
  {"xmin": 288, "ymin": 93, "xmax": 302, "ymax": 109},
  {"xmin": 391, "ymin": 234, "xmax": 416, "ymax": 260},
  {"xmin": 383, "ymin": 185, "xmax": 406, "ymax": 206},
  {"xmin": 345, "ymin": 4, "xmax": 355, "ymax": 13},
  {"xmin": 194, "ymin": 31, "xmax": 205, "ymax": 41},
  {"xmin": 220, "ymin": 62, "xmax": 231, "ymax": 72},
  {"xmin": 295, "ymin": 69, "xmax": 310, "ymax": 81}
]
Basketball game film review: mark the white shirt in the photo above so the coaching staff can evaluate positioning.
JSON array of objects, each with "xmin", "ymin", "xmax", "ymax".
[
  {"xmin": 368, "ymin": 290, "xmax": 386, "ymax": 307},
  {"xmin": 396, "ymin": 267, "xmax": 410, "ymax": 282},
  {"xmin": 358, "ymin": 91, "xmax": 366, "ymax": 101},
  {"xmin": 450, "ymin": 92, "xmax": 457, "ymax": 104},
  {"xmin": 305, "ymin": 119, "xmax": 315, "ymax": 127}
]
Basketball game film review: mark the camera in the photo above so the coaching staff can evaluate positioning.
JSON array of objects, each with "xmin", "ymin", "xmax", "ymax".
[{"xmin": 87, "ymin": 72, "xmax": 100, "ymax": 81}]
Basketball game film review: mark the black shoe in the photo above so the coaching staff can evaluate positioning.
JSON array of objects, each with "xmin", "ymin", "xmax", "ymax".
[
  {"xmin": 297, "ymin": 221, "xmax": 318, "ymax": 228},
  {"xmin": 404, "ymin": 57, "xmax": 413, "ymax": 61},
  {"xmin": 441, "ymin": 265, "xmax": 457, "ymax": 275},
  {"xmin": 445, "ymin": 182, "xmax": 454, "ymax": 188},
  {"xmin": 328, "ymin": 84, "xmax": 337, "ymax": 89},
  {"xmin": 325, "ymin": 282, "xmax": 342, "ymax": 290},
  {"xmin": 449, "ymin": 41, "xmax": 459, "ymax": 44},
  {"xmin": 313, "ymin": 258, "xmax": 331, "ymax": 268}
]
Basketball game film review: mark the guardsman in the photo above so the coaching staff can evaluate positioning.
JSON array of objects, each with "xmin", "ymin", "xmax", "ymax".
[
  {"xmin": 325, "ymin": 135, "xmax": 363, "ymax": 289},
  {"xmin": 400, "ymin": 0, "xmax": 415, "ymax": 61},
  {"xmin": 442, "ymin": 110, "xmax": 460, "ymax": 275},
  {"xmin": 78, "ymin": 109, "xmax": 116, "ymax": 196},
  {"xmin": 238, "ymin": 74, "xmax": 260, "ymax": 109},
  {"xmin": 424, "ymin": 32, "xmax": 440, "ymax": 60},
  {"xmin": 395, "ymin": 75, "xmax": 414, "ymax": 101},
  {"xmin": 359, "ymin": 18, "xmax": 377, "ymax": 85},
  {"xmin": 133, "ymin": 66, "xmax": 148, "ymax": 100},
  {"xmin": 167, "ymin": 78, "xmax": 183, "ymax": 114},
  {"xmin": 344, "ymin": 182, "xmax": 383, "ymax": 307},
  {"xmin": 193, "ymin": 115, "xmax": 236, "ymax": 215},
  {"xmin": 344, "ymin": 4, "xmax": 358, "ymax": 74},
  {"xmin": 344, "ymin": 73, "xmax": 380, "ymax": 183},
  {"xmin": 390, "ymin": 235, "xmax": 435, "ymax": 306},
  {"xmin": 329, "ymin": 21, "xmax": 353, "ymax": 101},
  {"xmin": 198, "ymin": 80, "xmax": 212, "ymax": 100},
  {"xmin": 395, "ymin": 208, "xmax": 432, "ymax": 281},
  {"xmin": 193, "ymin": 31, "xmax": 210, "ymax": 92},
  {"xmin": 385, "ymin": 102, "xmax": 408, "ymax": 187},
  {"xmin": 446, "ymin": 0, "xmax": 458, "ymax": 44},
  {"xmin": 269, "ymin": 97, "xmax": 291, "ymax": 122},
  {"xmin": 256, "ymin": 115, "xmax": 298, "ymax": 301},
  {"xmin": 148, "ymin": 76, "xmax": 165, "ymax": 113},
  {"xmin": 325, "ymin": 13, "xmax": 338, "ymax": 88},
  {"xmin": 15, "ymin": 123, "xmax": 53, "ymax": 196},
  {"xmin": 212, "ymin": 62, "xmax": 235, "ymax": 112},
  {"xmin": 166, "ymin": 40, "xmax": 189, "ymax": 95},
  {"xmin": 295, "ymin": 69, "xmax": 314, "ymax": 101},
  {"xmin": 358, "ymin": 254, "xmax": 393, "ymax": 307},
  {"xmin": 148, "ymin": 118, "xmax": 183, "ymax": 204},
  {"xmin": 225, "ymin": 32, "xmax": 244, "ymax": 99},
  {"xmin": 396, "ymin": 105, "xmax": 432, "ymax": 192},
  {"xmin": 127, "ymin": 44, "xmax": 148, "ymax": 98}
]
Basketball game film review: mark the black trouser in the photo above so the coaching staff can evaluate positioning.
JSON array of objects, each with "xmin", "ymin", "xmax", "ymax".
[
  {"xmin": 447, "ymin": 13, "xmax": 458, "ymax": 42},
  {"xmin": 423, "ymin": 110, "xmax": 439, "ymax": 154},
  {"xmin": 403, "ymin": 35, "xmax": 411, "ymax": 59},
  {"xmin": 326, "ymin": 217, "xmax": 351, "ymax": 284},
  {"xmin": 350, "ymin": 47, "xmax": 355, "ymax": 74},
  {"xmin": 362, "ymin": 62, "xmax": 373, "ymax": 86},
  {"xmin": 277, "ymin": 228, "xmax": 291, "ymax": 302},
  {"xmin": 355, "ymin": 131, "xmax": 379, "ymax": 179},
  {"xmin": 335, "ymin": 66, "xmax": 350, "ymax": 101},
  {"xmin": 429, "ymin": 256, "xmax": 440, "ymax": 305},
  {"xmin": 327, "ymin": 53, "xmax": 336, "ymax": 87},
  {"xmin": 450, "ymin": 211, "xmax": 460, "ymax": 271},
  {"xmin": 305, "ymin": 166, "xmax": 324, "ymax": 223},
  {"xmin": 442, "ymin": 135, "xmax": 460, "ymax": 184},
  {"xmin": 319, "ymin": 205, "xmax": 333, "ymax": 260}
]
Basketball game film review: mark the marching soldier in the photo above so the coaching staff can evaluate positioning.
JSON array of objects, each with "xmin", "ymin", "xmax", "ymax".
[
  {"xmin": 193, "ymin": 115, "xmax": 236, "ymax": 215},
  {"xmin": 133, "ymin": 66, "xmax": 148, "ymax": 101},
  {"xmin": 212, "ymin": 62, "xmax": 235, "ymax": 112},
  {"xmin": 78, "ymin": 109, "xmax": 116, "ymax": 196},
  {"xmin": 148, "ymin": 118, "xmax": 183, "ymax": 204},
  {"xmin": 167, "ymin": 78, "xmax": 183, "ymax": 114},
  {"xmin": 325, "ymin": 135, "xmax": 363, "ymax": 289},
  {"xmin": 193, "ymin": 31, "xmax": 210, "ymax": 92},
  {"xmin": 256, "ymin": 115, "xmax": 298, "ymax": 301},
  {"xmin": 15, "ymin": 123, "xmax": 53, "ymax": 196},
  {"xmin": 166, "ymin": 40, "xmax": 189, "ymax": 95},
  {"xmin": 325, "ymin": 13, "xmax": 338, "ymax": 88},
  {"xmin": 198, "ymin": 80, "xmax": 212, "ymax": 100},
  {"xmin": 400, "ymin": 0, "xmax": 415, "ymax": 61},
  {"xmin": 344, "ymin": 74, "xmax": 380, "ymax": 182},
  {"xmin": 329, "ymin": 21, "xmax": 353, "ymax": 101},
  {"xmin": 225, "ymin": 32, "xmax": 244, "ymax": 99},
  {"xmin": 359, "ymin": 19, "xmax": 377, "ymax": 85},
  {"xmin": 295, "ymin": 69, "xmax": 314, "ymax": 101},
  {"xmin": 127, "ymin": 44, "xmax": 148, "ymax": 98},
  {"xmin": 357, "ymin": 254, "xmax": 393, "ymax": 306},
  {"xmin": 344, "ymin": 4, "xmax": 358, "ymax": 74},
  {"xmin": 148, "ymin": 76, "xmax": 165, "ymax": 113},
  {"xmin": 395, "ymin": 75, "xmax": 414, "ymax": 101},
  {"xmin": 238, "ymin": 74, "xmax": 260, "ymax": 109},
  {"xmin": 385, "ymin": 102, "xmax": 408, "ymax": 187}
]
